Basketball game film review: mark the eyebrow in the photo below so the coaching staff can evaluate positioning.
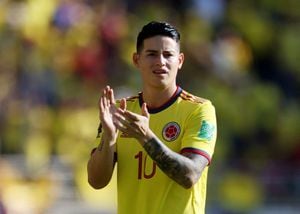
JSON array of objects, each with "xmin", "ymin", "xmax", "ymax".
[
  {"xmin": 145, "ymin": 49, "xmax": 157, "ymax": 53},
  {"xmin": 145, "ymin": 49, "xmax": 176, "ymax": 53}
]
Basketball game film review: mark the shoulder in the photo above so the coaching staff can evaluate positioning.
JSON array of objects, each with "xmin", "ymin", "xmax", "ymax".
[
  {"xmin": 116, "ymin": 94, "xmax": 140, "ymax": 103},
  {"xmin": 125, "ymin": 94, "xmax": 140, "ymax": 102},
  {"xmin": 180, "ymin": 89, "xmax": 210, "ymax": 105}
]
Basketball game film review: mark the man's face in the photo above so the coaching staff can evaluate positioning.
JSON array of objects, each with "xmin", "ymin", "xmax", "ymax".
[{"xmin": 133, "ymin": 36, "xmax": 184, "ymax": 90}]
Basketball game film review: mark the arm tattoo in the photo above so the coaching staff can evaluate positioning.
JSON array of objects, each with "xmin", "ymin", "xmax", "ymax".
[
  {"xmin": 143, "ymin": 138, "xmax": 207, "ymax": 188},
  {"xmin": 97, "ymin": 138, "xmax": 104, "ymax": 151},
  {"xmin": 97, "ymin": 138, "xmax": 117, "ymax": 163}
]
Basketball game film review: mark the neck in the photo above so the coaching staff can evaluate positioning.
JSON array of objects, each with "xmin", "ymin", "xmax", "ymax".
[{"xmin": 142, "ymin": 85, "xmax": 178, "ymax": 108}]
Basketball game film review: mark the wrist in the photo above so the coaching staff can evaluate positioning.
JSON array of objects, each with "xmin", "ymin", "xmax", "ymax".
[
  {"xmin": 138, "ymin": 130, "xmax": 155, "ymax": 146},
  {"xmin": 102, "ymin": 131, "xmax": 117, "ymax": 145}
]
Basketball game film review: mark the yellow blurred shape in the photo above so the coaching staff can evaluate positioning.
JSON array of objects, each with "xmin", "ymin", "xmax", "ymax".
[
  {"xmin": 0, "ymin": 159, "xmax": 55, "ymax": 214},
  {"xmin": 75, "ymin": 162, "xmax": 117, "ymax": 213},
  {"xmin": 218, "ymin": 171, "xmax": 263, "ymax": 212},
  {"xmin": 25, "ymin": 132, "xmax": 52, "ymax": 174},
  {"xmin": 3, "ymin": 178, "xmax": 54, "ymax": 214},
  {"xmin": 22, "ymin": 0, "xmax": 57, "ymax": 45},
  {"xmin": 56, "ymin": 108, "xmax": 98, "ymax": 164}
]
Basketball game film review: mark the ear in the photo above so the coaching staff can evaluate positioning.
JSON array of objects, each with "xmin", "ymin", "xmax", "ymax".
[
  {"xmin": 133, "ymin": 52, "xmax": 139, "ymax": 67},
  {"xmin": 178, "ymin": 53, "xmax": 184, "ymax": 70}
]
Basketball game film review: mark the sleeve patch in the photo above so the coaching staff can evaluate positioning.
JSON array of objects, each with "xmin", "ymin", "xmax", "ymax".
[{"xmin": 198, "ymin": 120, "xmax": 215, "ymax": 141}]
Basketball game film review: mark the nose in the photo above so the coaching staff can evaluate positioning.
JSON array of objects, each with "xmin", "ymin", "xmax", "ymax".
[{"xmin": 155, "ymin": 54, "xmax": 166, "ymax": 66}]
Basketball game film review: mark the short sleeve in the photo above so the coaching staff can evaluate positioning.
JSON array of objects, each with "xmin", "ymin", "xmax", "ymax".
[{"xmin": 181, "ymin": 101, "xmax": 217, "ymax": 163}]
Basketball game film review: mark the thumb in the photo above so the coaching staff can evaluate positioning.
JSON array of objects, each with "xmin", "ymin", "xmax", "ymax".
[
  {"xmin": 120, "ymin": 98, "xmax": 127, "ymax": 111},
  {"xmin": 142, "ymin": 103, "xmax": 149, "ymax": 118}
]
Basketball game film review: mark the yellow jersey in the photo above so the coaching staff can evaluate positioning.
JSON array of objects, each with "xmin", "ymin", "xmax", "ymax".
[{"xmin": 96, "ymin": 86, "xmax": 217, "ymax": 214}]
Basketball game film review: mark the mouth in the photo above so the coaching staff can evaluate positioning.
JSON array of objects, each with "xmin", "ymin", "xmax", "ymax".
[{"xmin": 153, "ymin": 69, "xmax": 168, "ymax": 75}]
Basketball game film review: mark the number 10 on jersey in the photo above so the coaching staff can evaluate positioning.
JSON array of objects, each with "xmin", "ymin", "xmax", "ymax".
[{"xmin": 135, "ymin": 151, "xmax": 157, "ymax": 179}]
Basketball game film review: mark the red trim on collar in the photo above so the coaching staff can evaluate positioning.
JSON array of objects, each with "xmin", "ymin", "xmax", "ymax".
[{"xmin": 139, "ymin": 86, "xmax": 182, "ymax": 114}]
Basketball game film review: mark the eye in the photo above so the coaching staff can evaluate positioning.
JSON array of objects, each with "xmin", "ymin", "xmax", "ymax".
[{"xmin": 164, "ymin": 52, "xmax": 174, "ymax": 58}]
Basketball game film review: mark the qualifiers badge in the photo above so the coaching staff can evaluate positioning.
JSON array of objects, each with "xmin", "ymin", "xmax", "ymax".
[
  {"xmin": 198, "ymin": 120, "xmax": 215, "ymax": 141},
  {"xmin": 162, "ymin": 122, "xmax": 181, "ymax": 142}
]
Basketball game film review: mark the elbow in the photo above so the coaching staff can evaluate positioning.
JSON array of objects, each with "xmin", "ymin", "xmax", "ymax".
[
  {"xmin": 88, "ymin": 176, "xmax": 109, "ymax": 189},
  {"xmin": 181, "ymin": 173, "xmax": 201, "ymax": 189},
  {"xmin": 181, "ymin": 179, "xmax": 195, "ymax": 189},
  {"xmin": 87, "ymin": 167, "xmax": 110, "ymax": 189},
  {"xmin": 87, "ymin": 159, "xmax": 112, "ymax": 189}
]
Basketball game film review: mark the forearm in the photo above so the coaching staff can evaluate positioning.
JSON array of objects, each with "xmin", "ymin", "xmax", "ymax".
[
  {"xmin": 87, "ymin": 134, "xmax": 116, "ymax": 189},
  {"xmin": 113, "ymin": 106, "xmax": 207, "ymax": 188},
  {"xmin": 142, "ymin": 136, "xmax": 203, "ymax": 189}
]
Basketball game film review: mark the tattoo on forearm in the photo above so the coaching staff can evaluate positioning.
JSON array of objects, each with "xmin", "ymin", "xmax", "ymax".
[
  {"xmin": 97, "ymin": 139, "xmax": 104, "ymax": 151},
  {"xmin": 143, "ymin": 138, "xmax": 200, "ymax": 188}
]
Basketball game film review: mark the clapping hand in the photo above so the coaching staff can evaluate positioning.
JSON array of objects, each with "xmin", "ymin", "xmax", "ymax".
[
  {"xmin": 98, "ymin": 86, "xmax": 126, "ymax": 140},
  {"xmin": 113, "ymin": 102, "xmax": 152, "ymax": 143}
]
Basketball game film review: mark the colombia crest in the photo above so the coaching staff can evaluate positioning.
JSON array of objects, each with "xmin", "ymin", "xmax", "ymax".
[{"xmin": 162, "ymin": 122, "xmax": 181, "ymax": 142}]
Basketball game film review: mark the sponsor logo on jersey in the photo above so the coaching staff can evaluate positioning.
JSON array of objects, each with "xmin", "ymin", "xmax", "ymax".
[
  {"xmin": 162, "ymin": 122, "xmax": 181, "ymax": 142},
  {"xmin": 198, "ymin": 120, "xmax": 215, "ymax": 141}
]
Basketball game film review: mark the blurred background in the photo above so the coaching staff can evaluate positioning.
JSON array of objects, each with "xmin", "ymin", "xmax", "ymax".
[{"xmin": 0, "ymin": 0, "xmax": 299, "ymax": 213}]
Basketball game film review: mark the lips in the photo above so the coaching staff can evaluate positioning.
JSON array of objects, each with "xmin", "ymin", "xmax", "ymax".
[{"xmin": 153, "ymin": 69, "xmax": 168, "ymax": 74}]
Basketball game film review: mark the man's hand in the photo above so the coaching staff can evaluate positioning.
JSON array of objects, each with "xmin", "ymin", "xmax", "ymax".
[
  {"xmin": 99, "ymin": 86, "xmax": 126, "ymax": 141},
  {"xmin": 113, "ymin": 102, "xmax": 153, "ymax": 144},
  {"xmin": 89, "ymin": 85, "xmax": 125, "ymax": 189}
]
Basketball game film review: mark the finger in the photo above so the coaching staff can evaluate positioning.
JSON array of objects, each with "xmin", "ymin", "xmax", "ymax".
[
  {"xmin": 113, "ymin": 117, "xmax": 128, "ymax": 133},
  {"xmin": 99, "ymin": 98, "xmax": 103, "ymax": 119},
  {"xmin": 109, "ymin": 88, "xmax": 115, "ymax": 105},
  {"xmin": 124, "ymin": 110, "xmax": 140, "ymax": 122},
  {"xmin": 99, "ymin": 88, "xmax": 107, "ymax": 109},
  {"xmin": 142, "ymin": 103, "xmax": 150, "ymax": 118},
  {"xmin": 120, "ymin": 132, "xmax": 131, "ymax": 138},
  {"xmin": 98, "ymin": 94, "xmax": 102, "ymax": 110},
  {"xmin": 114, "ymin": 112, "xmax": 141, "ymax": 138},
  {"xmin": 114, "ymin": 112, "xmax": 137, "ymax": 132},
  {"xmin": 104, "ymin": 85, "xmax": 109, "ymax": 98},
  {"xmin": 99, "ymin": 96, "xmax": 104, "ymax": 111},
  {"xmin": 114, "ymin": 112, "xmax": 128, "ymax": 126},
  {"xmin": 120, "ymin": 98, "xmax": 127, "ymax": 111},
  {"xmin": 104, "ymin": 88, "xmax": 110, "ymax": 107},
  {"xmin": 99, "ymin": 97, "xmax": 107, "ymax": 121}
]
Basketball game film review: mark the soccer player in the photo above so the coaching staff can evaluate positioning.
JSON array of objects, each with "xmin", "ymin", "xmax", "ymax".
[{"xmin": 87, "ymin": 21, "xmax": 217, "ymax": 214}]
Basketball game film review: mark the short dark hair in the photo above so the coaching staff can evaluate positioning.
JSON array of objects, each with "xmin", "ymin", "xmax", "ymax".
[{"xmin": 136, "ymin": 21, "xmax": 181, "ymax": 53}]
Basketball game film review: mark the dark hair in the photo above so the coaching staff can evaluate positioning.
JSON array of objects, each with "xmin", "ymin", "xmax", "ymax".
[{"xmin": 136, "ymin": 21, "xmax": 181, "ymax": 52}]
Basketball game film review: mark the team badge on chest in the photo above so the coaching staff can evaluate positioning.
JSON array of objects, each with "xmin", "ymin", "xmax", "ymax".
[{"xmin": 162, "ymin": 122, "xmax": 181, "ymax": 142}]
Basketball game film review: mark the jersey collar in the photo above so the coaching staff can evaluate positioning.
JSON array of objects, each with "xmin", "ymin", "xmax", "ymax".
[{"xmin": 138, "ymin": 86, "xmax": 182, "ymax": 114}]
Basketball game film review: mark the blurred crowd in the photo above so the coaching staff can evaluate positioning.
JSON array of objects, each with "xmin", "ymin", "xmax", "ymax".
[{"xmin": 0, "ymin": 0, "xmax": 299, "ymax": 213}]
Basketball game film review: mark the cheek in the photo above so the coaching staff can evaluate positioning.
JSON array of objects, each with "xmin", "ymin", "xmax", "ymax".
[
  {"xmin": 169, "ymin": 60, "xmax": 181, "ymax": 70},
  {"xmin": 140, "ymin": 63, "xmax": 151, "ymax": 72},
  {"xmin": 140, "ymin": 58, "xmax": 152, "ymax": 67}
]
